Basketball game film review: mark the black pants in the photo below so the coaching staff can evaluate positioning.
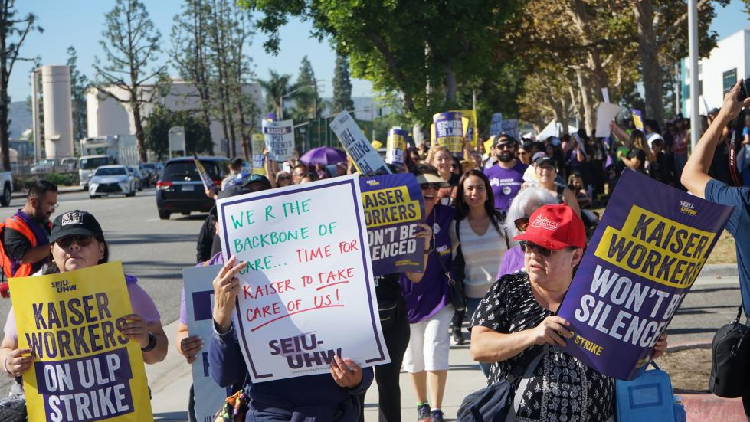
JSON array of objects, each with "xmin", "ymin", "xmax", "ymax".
[{"xmin": 360, "ymin": 299, "xmax": 411, "ymax": 422}]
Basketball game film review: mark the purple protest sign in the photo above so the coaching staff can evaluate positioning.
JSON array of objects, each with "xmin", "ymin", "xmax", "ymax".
[
  {"xmin": 360, "ymin": 174, "xmax": 425, "ymax": 275},
  {"xmin": 557, "ymin": 170, "xmax": 733, "ymax": 380}
]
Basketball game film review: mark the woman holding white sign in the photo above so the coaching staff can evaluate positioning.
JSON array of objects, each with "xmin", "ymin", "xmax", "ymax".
[
  {"xmin": 0, "ymin": 210, "xmax": 168, "ymax": 382},
  {"xmin": 208, "ymin": 253, "xmax": 374, "ymax": 421},
  {"xmin": 399, "ymin": 164, "xmax": 456, "ymax": 422}
]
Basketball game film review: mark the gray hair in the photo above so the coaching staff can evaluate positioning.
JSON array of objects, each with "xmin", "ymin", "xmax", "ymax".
[{"xmin": 504, "ymin": 187, "xmax": 558, "ymax": 241}]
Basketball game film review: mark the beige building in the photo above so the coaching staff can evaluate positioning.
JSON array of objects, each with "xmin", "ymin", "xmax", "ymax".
[{"xmin": 87, "ymin": 79, "xmax": 264, "ymax": 156}]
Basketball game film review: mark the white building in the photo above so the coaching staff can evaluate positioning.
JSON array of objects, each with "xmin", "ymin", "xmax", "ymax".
[
  {"xmin": 87, "ymin": 79, "xmax": 264, "ymax": 156},
  {"xmin": 681, "ymin": 27, "xmax": 750, "ymax": 118}
]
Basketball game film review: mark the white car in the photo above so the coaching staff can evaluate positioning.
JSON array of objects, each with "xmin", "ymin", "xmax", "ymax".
[{"xmin": 89, "ymin": 165, "xmax": 137, "ymax": 198}]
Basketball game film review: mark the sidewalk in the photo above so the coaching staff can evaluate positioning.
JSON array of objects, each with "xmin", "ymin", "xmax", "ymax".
[{"xmin": 147, "ymin": 264, "xmax": 745, "ymax": 422}]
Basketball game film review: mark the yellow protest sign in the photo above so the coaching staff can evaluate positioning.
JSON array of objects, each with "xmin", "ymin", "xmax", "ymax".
[
  {"xmin": 484, "ymin": 139, "xmax": 494, "ymax": 155},
  {"xmin": 9, "ymin": 262, "xmax": 153, "ymax": 422},
  {"xmin": 451, "ymin": 109, "xmax": 478, "ymax": 149}
]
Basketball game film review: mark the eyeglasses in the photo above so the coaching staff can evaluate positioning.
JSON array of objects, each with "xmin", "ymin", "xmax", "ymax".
[
  {"xmin": 420, "ymin": 183, "xmax": 442, "ymax": 191},
  {"xmin": 519, "ymin": 240, "xmax": 553, "ymax": 257},
  {"xmin": 514, "ymin": 217, "xmax": 530, "ymax": 232},
  {"xmin": 56, "ymin": 235, "xmax": 94, "ymax": 248},
  {"xmin": 496, "ymin": 143, "xmax": 515, "ymax": 150}
]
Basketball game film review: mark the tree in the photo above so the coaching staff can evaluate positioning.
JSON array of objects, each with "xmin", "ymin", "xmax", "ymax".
[
  {"xmin": 94, "ymin": 0, "xmax": 167, "ymax": 162},
  {"xmin": 67, "ymin": 46, "xmax": 89, "ymax": 143},
  {"xmin": 0, "ymin": 0, "xmax": 41, "ymax": 170},
  {"xmin": 257, "ymin": 69, "xmax": 297, "ymax": 119},
  {"xmin": 144, "ymin": 105, "xmax": 212, "ymax": 159},
  {"xmin": 294, "ymin": 56, "xmax": 321, "ymax": 119},
  {"xmin": 331, "ymin": 53, "xmax": 354, "ymax": 114}
]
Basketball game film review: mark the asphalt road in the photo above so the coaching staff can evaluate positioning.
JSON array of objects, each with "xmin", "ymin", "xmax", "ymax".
[{"xmin": 0, "ymin": 187, "xmax": 207, "ymax": 396}]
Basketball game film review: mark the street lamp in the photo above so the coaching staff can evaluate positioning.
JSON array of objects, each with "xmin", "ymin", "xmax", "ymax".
[{"xmin": 279, "ymin": 80, "xmax": 325, "ymax": 120}]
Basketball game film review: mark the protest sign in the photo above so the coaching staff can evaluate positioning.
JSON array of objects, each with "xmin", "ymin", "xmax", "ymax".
[
  {"xmin": 9, "ymin": 262, "xmax": 153, "ymax": 422},
  {"xmin": 557, "ymin": 171, "xmax": 732, "ymax": 380},
  {"xmin": 183, "ymin": 266, "xmax": 227, "ymax": 422},
  {"xmin": 631, "ymin": 109, "xmax": 644, "ymax": 131},
  {"xmin": 385, "ymin": 128, "xmax": 408, "ymax": 165},
  {"xmin": 329, "ymin": 111, "xmax": 390, "ymax": 176},
  {"xmin": 433, "ymin": 112, "xmax": 464, "ymax": 157},
  {"xmin": 483, "ymin": 139, "xmax": 494, "ymax": 155},
  {"xmin": 193, "ymin": 154, "xmax": 217, "ymax": 195},
  {"xmin": 501, "ymin": 119, "xmax": 520, "ymax": 140},
  {"xmin": 451, "ymin": 109, "xmax": 478, "ymax": 149},
  {"xmin": 217, "ymin": 175, "xmax": 390, "ymax": 382},
  {"xmin": 360, "ymin": 174, "xmax": 424, "ymax": 274},
  {"xmin": 251, "ymin": 133, "xmax": 266, "ymax": 175},
  {"xmin": 490, "ymin": 113, "xmax": 503, "ymax": 137},
  {"xmin": 263, "ymin": 119, "xmax": 295, "ymax": 162},
  {"xmin": 596, "ymin": 103, "xmax": 621, "ymax": 138}
]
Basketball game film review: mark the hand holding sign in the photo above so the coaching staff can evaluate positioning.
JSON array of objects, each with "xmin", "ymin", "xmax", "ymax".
[
  {"xmin": 120, "ymin": 313, "xmax": 150, "ymax": 348},
  {"xmin": 4, "ymin": 347, "xmax": 34, "ymax": 378},
  {"xmin": 179, "ymin": 335, "xmax": 203, "ymax": 364},
  {"xmin": 528, "ymin": 316, "xmax": 572, "ymax": 347},
  {"xmin": 330, "ymin": 355, "xmax": 363, "ymax": 389},
  {"xmin": 212, "ymin": 255, "xmax": 245, "ymax": 332}
]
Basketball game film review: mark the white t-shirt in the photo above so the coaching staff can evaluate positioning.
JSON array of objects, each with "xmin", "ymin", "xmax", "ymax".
[{"xmin": 449, "ymin": 219, "xmax": 507, "ymax": 298}]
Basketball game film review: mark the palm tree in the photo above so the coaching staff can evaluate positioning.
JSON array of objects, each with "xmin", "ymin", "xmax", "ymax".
[{"xmin": 257, "ymin": 70, "xmax": 298, "ymax": 119}]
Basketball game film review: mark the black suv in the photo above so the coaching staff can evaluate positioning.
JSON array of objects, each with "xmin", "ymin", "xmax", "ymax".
[{"xmin": 155, "ymin": 156, "xmax": 229, "ymax": 220}]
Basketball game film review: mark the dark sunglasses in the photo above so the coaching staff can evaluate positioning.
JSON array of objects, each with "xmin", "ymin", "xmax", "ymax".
[
  {"xmin": 519, "ymin": 240, "xmax": 552, "ymax": 257},
  {"xmin": 56, "ymin": 235, "xmax": 95, "ymax": 248},
  {"xmin": 514, "ymin": 217, "xmax": 530, "ymax": 232},
  {"xmin": 420, "ymin": 183, "xmax": 443, "ymax": 191},
  {"xmin": 496, "ymin": 143, "xmax": 515, "ymax": 150}
]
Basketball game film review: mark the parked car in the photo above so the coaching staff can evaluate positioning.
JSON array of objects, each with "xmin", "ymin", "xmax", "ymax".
[
  {"xmin": 155, "ymin": 156, "xmax": 228, "ymax": 220},
  {"xmin": 30, "ymin": 159, "xmax": 57, "ymax": 174},
  {"xmin": 89, "ymin": 165, "xmax": 137, "ymax": 198},
  {"xmin": 0, "ymin": 172, "xmax": 13, "ymax": 207},
  {"xmin": 128, "ymin": 166, "xmax": 144, "ymax": 191},
  {"xmin": 139, "ymin": 162, "xmax": 160, "ymax": 187}
]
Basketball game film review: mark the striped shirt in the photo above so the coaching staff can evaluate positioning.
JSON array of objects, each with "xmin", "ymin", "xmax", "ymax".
[{"xmin": 449, "ymin": 218, "xmax": 507, "ymax": 298}]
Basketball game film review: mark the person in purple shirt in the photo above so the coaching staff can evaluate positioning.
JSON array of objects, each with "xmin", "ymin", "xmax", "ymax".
[
  {"xmin": 483, "ymin": 135, "xmax": 528, "ymax": 217},
  {"xmin": 0, "ymin": 210, "xmax": 167, "ymax": 390},
  {"xmin": 497, "ymin": 187, "xmax": 558, "ymax": 278},
  {"xmin": 681, "ymin": 80, "xmax": 750, "ymax": 417},
  {"xmin": 399, "ymin": 164, "xmax": 455, "ymax": 422}
]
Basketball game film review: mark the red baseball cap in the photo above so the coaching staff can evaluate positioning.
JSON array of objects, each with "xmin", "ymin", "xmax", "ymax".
[{"xmin": 513, "ymin": 204, "xmax": 586, "ymax": 250}]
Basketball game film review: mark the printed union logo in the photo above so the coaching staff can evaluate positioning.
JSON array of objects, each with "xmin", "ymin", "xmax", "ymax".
[
  {"xmin": 366, "ymin": 180, "xmax": 380, "ymax": 186},
  {"xmin": 61, "ymin": 211, "xmax": 83, "ymax": 226},
  {"xmin": 531, "ymin": 216, "xmax": 559, "ymax": 231},
  {"xmin": 679, "ymin": 200, "xmax": 697, "ymax": 216}
]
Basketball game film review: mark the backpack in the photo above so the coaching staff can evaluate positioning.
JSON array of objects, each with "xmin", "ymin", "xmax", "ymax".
[{"xmin": 616, "ymin": 361, "xmax": 685, "ymax": 422}]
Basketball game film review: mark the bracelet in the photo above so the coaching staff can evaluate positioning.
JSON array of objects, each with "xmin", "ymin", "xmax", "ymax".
[{"xmin": 141, "ymin": 332, "xmax": 157, "ymax": 352}]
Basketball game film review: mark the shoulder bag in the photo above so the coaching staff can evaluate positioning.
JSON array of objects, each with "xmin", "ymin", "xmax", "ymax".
[
  {"xmin": 616, "ymin": 361, "xmax": 684, "ymax": 422},
  {"xmin": 457, "ymin": 346, "xmax": 545, "ymax": 422},
  {"xmin": 709, "ymin": 304, "xmax": 750, "ymax": 397}
]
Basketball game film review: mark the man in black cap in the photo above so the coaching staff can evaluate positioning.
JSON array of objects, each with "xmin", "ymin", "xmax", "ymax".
[{"xmin": 483, "ymin": 135, "xmax": 528, "ymax": 218}]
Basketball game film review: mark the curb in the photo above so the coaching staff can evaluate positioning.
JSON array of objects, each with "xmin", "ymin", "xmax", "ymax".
[{"xmin": 661, "ymin": 341, "xmax": 746, "ymax": 422}]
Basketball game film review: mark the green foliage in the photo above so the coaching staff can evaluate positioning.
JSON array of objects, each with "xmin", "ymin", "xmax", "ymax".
[
  {"xmin": 295, "ymin": 56, "xmax": 322, "ymax": 119},
  {"xmin": 332, "ymin": 53, "xmax": 354, "ymax": 114},
  {"xmin": 257, "ymin": 70, "xmax": 297, "ymax": 118},
  {"xmin": 144, "ymin": 106, "xmax": 213, "ymax": 159}
]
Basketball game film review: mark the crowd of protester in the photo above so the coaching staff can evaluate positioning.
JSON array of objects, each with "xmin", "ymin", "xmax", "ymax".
[{"xmin": 5, "ymin": 84, "xmax": 750, "ymax": 422}]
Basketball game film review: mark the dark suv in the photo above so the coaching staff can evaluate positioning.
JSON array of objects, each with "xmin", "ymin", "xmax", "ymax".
[{"xmin": 155, "ymin": 156, "xmax": 229, "ymax": 220}]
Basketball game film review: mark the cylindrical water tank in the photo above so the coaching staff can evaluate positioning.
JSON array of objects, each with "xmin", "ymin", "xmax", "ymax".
[{"xmin": 41, "ymin": 65, "xmax": 74, "ymax": 159}]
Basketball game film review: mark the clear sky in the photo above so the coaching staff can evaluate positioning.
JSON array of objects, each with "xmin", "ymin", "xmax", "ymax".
[{"xmin": 7, "ymin": 0, "xmax": 749, "ymax": 102}]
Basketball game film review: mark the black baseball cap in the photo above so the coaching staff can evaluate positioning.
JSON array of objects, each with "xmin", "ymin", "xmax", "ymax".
[
  {"xmin": 49, "ymin": 211, "xmax": 104, "ymax": 244},
  {"xmin": 536, "ymin": 157, "xmax": 556, "ymax": 168},
  {"xmin": 218, "ymin": 173, "xmax": 272, "ymax": 199}
]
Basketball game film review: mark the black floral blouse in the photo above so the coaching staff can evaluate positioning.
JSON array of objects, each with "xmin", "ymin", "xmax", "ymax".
[{"xmin": 469, "ymin": 272, "xmax": 615, "ymax": 422}]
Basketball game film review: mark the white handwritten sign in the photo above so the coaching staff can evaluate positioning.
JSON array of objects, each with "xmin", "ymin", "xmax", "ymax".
[
  {"xmin": 217, "ymin": 175, "xmax": 390, "ymax": 382},
  {"xmin": 329, "ymin": 111, "xmax": 390, "ymax": 176}
]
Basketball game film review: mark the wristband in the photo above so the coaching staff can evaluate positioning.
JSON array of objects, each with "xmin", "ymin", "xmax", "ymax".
[{"xmin": 141, "ymin": 332, "xmax": 157, "ymax": 352}]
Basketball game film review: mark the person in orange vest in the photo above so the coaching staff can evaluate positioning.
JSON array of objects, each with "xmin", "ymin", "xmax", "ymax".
[{"xmin": 0, "ymin": 180, "xmax": 58, "ymax": 282}]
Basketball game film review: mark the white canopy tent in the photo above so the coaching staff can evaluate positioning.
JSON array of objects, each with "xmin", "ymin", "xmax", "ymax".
[{"xmin": 537, "ymin": 120, "xmax": 578, "ymax": 140}]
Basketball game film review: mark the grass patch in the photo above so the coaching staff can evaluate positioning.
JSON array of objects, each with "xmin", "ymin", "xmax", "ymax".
[{"xmin": 706, "ymin": 230, "xmax": 736, "ymax": 265}]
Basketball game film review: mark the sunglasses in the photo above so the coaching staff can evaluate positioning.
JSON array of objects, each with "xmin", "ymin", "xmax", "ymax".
[
  {"xmin": 420, "ymin": 183, "xmax": 443, "ymax": 191},
  {"xmin": 519, "ymin": 240, "xmax": 553, "ymax": 257},
  {"xmin": 56, "ymin": 235, "xmax": 94, "ymax": 248},
  {"xmin": 515, "ymin": 217, "xmax": 530, "ymax": 232},
  {"xmin": 496, "ymin": 143, "xmax": 515, "ymax": 150}
]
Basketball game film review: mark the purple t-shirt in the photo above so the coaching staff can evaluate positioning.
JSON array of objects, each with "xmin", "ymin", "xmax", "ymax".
[
  {"xmin": 484, "ymin": 162, "xmax": 528, "ymax": 211},
  {"xmin": 497, "ymin": 245, "xmax": 525, "ymax": 279},
  {"xmin": 180, "ymin": 252, "xmax": 225, "ymax": 324},
  {"xmin": 4, "ymin": 273, "xmax": 160, "ymax": 341},
  {"xmin": 399, "ymin": 204, "xmax": 455, "ymax": 323}
]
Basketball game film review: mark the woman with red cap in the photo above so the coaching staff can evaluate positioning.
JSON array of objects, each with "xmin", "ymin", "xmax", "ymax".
[{"xmin": 469, "ymin": 204, "xmax": 667, "ymax": 421}]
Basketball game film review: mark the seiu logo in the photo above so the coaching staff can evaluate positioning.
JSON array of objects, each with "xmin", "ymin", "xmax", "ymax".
[
  {"xmin": 679, "ymin": 200, "xmax": 696, "ymax": 216},
  {"xmin": 269, "ymin": 333, "xmax": 341, "ymax": 369},
  {"xmin": 50, "ymin": 280, "xmax": 76, "ymax": 293}
]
